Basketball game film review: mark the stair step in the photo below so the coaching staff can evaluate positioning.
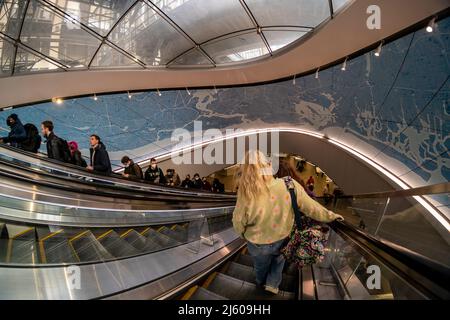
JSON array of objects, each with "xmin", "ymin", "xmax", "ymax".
[
  {"xmin": 5, "ymin": 227, "xmax": 38, "ymax": 264},
  {"xmin": 99, "ymin": 230, "xmax": 140, "ymax": 257},
  {"xmin": 40, "ymin": 229, "xmax": 78, "ymax": 264},
  {"xmin": 119, "ymin": 230, "xmax": 148, "ymax": 251},
  {"xmin": 206, "ymin": 273, "xmax": 295, "ymax": 300},
  {"xmin": 189, "ymin": 287, "xmax": 228, "ymax": 300},
  {"xmin": 69, "ymin": 230, "xmax": 113, "ymax": 262},
  {"xmin": 225, "ymin": 261, "xmax": 296, "ymax": 292},
  {"xmin": 237, "ymin": 253, "xmax": 298, "ymax": 276},
  {"xmin": 146, "ymin": 229, "xmax": 181, "ymax": 248},
  {"xmin": 159, "ymin": 227, "xmax": 187, "ymax": 243}
]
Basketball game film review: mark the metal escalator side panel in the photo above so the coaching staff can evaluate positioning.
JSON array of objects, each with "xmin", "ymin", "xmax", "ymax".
[{"xmin": 69, "ymin": 230, "xmax": 113, "ymax": 262}]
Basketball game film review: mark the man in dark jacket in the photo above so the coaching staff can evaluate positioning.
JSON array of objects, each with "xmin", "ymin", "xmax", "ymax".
[
  {"xmin": 181, "ymin": 174, "xmax": 193, "ymax": 188},
  {"xmin": 144, "ymin": 158, "xmax": 166, "ymax": 184},
  {"xmin": 41, "ymin": 120, "xmax": 70, "ymax": 163},
  {"xmin": 0, "ymin": 114, "xmax": 27, "ymax": 148},
  {"xmin": 121, "ymin": 156, "xmax": 143, "ymax": 180},
  {"xmin": 87, "ymin": 134, "xmax": 112, "ymax": 174},
  {"xmin": 22, "ymin": 123, "xmax": 42, "ymax": 153},
  {"xmin": 191, "ymin": 173, "xmax": 202, "ymax": 189}
]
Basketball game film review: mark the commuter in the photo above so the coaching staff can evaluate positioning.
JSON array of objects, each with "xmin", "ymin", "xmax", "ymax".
[
  {"xmin": 201, "ymin": 177, "xmax": 212, "ymax": 191},
  {"xmin": 21, "ymin": 123, "xmax": 42, "ymax": 153},
  {"xmin": 68, "ymin": 141, "xmax": 87, "ymax": 168},
  {"xmin": 87, "ymin": 134, "xmax": 112, "ymax": 174},
  {"xmin": 191, "ymin": 173, "xmax": 202, "ymax": 189},
  {"xmin": 181, "ymin": 174, "xmax": 193, "ymax": 188},
  {"xmin": 121, "ymin": 156, "xmax": 143, "ymax": 179},
  {"xmin": 165, "ymin": 169, "xmax": 181, "ymax": 187},
  {"xmin": 41, "ymin": 120, "xmax": 71, "ymax": 163},
  {"xmin": 212, "ymin": 178, "xmax": 224, "ymax": 193},
  {"xmin": 144, "ymin": 158, "xmax": 166, "ymax": 184},
  {"xmin": 0, "ymin": 114, "xmax": 27, "ymax": 149},
  {"xmin": 232, "ymin": 152, "xmax": 343, "ymax": 295}
]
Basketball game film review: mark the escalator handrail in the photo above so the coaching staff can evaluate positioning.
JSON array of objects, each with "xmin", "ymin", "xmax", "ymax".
[
  {"xmin": 0, "ymin": 144, "xmax": 235, "ymax": 197},
  {"xmin": 330, "ymin": 220, "xmax": 450, "ymax": 299},
  {"xmin": 0, "ymin": 157, "xmax": 236, "ymax": 202}
]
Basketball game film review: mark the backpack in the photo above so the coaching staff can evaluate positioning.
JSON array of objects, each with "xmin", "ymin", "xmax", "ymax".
[
  {"xmin": 21, "ymin": 123, "xmax": 42, "ymax": 153},
  {"xmin": 56, "ymin": 136, "xmax": 72, "ymax": 163}
]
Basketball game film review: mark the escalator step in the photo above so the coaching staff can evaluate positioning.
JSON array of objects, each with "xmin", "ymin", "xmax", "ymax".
[
  {"xmin": 5, "ymin": 226, "xmax": 39, "ymax": 264},
  {"xmin": 69, "ymin": 230, "xmax": 113, "ymax": 262},
  {"xmin": 206, "ymin": 273, "xmax": 295, "ymax": 300},
  {"xmin": 40, "ymin": 229, "xmax": 78, "ymax": 264},
  {"xmin": 189, "ymin": 287, "xmax": 228, "ymax": 300},
  {"xmin": 146, "ymin": 229, "xmax": 181, "ymax": 248},
  {"xmin": 119, "ymin": 229, "xmax": 148, "ymax": 252},
  {"xmin": 225, "ymin": 261, "xmax": 297, "ymax": 293},
  {"xmin": 99, "ymin": 230, "xmax": 140, "ymax": 257},
  {"xmin": 237, "ymin": 253, "xmax": 298, "ymax": 276},
  {"xmin": 160, "ymin": 227, "xmax": 187, "ymax": 243}
]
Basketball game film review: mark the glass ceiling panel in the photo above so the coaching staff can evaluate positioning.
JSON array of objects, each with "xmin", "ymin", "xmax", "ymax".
[
  {"xmin": 108, "ymin": 1, "xmax": 192, "ymax": 66},
  {"xmin": 202, "ymin": 31, "xmax": 269, "ymax": 65},
  {"xmin": 0, "ymin": 0, "xmax": 28, "ymax": 39},
  {"xmin": 44, "ymin": 0, "xmax": 136, "ymax": 36},
  {"xmin": 14, "ymin": 46, "xmax": 61, "ymax": 74},
  {"xmin": 263, "ymin": 29, "xmax": 308, "ymax": 52},
  {"xmin": 153, "ymin": 0, "xmax": 254, "ymax": 44},
  {"xmin": 332, "ymin": 0, "xmax": 352, "ymax": 13},
  {"xmin": 170, "ymin": 47, "xmax": 212, "ymax": 66},
  {"xmin": 245, "ymin": 0, "xmax": 330, "ymax": 28},
  {"xmin": 0, "ymin": 37, "xmax": 14, "ymax": 76},
  {"xmin": 20, "ymin": 0, "xmax": 101, "ymax": 68},
  {"xmin": 90, "ymin": 43, "xmax": 141, "ymax": 68}
]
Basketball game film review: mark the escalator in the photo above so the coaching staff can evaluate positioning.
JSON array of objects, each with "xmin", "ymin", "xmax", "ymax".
[{"xmin": 0, "ymin": 145, "xmax": 449, "ymax": 300}]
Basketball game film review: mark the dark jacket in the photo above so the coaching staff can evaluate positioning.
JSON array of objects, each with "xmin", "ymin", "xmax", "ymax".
[
  {"xmin": 2, "ymin": 119, "xmax": 26, "ymax": 148},
  {"xmin": 46, "ymin": 132, "xmax": 69, "ymax": 163},
  {"xmin": 21, "ymin": 123, "xmax": 41, "ymax": 153},
  {"xmin": 124, "ymin": 161, "xmax": 143, "ymax": 180},
  {"xmin": 71, "ymin": 150, "xmax": 87, "ymax": 168},
  {"xmin": 202, "ymin": 180, "xmax": 212, "ymax": 191},
  {"xmin": 144, "ymin": 166, "xmax": 166, "ymax": 184},
  {"xmin": 181, "ymin": 178, "xmax": 193, "ymax": 189},
  {"xmin": 191, "ymin": 178, "xmax": 202, "ymax": 189},
  {"xmin": 89, "ymin": 142, "xmax": 112, "ymax": 174}
]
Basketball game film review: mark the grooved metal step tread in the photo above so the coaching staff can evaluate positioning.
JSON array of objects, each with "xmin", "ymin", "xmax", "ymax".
[
  {"xmin": 160, "ymin": 228, "xmax": 187, "ymax": 243},
  {"xmin": 225, "ymin": 261, "xmax": 296, "ymax": 293},
  {"xmin": 70, "ymin": 231, "xmax": 113, "ymax": 262},
  {"xmin": 146, "ymin": 229, "xmax": 181, "ymax": 248},
  {"xmin": 237, "ymin": 254, "xmax": 298, "ymax": 276},
  {"xmin": 206, "ymin": 273, "xmax": 295, "ymax": 300},
  {"xmin": 189, "ymin": 287, "xmax": 229, "ymax": 300},
  {"xmin": 99, "ymin": 231, "xmax": 140, "ymax": 257},
  {"xmin": 120, "ymin": 230, "xmax": 148, "ymax": 251},
  {"xmin": 41, "ymin": 238, "xmax": 78, "ymax": 264}
]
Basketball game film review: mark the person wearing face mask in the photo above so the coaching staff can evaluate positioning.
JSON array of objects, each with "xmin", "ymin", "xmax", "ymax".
[
  {"xmin": 0, "ymin": 114, "xmax": 27, "ymax": 149},
  {"xmin": 86, "ymin": 134, "xmax": 112, "ymax": 174},
  {"xmin": 181, "ymin": 174, "xmax": 193, "ymax": 188},
  {"xmin": 202, "ymin": 177, "xmax": 212, "ymax": 191},
  {"xmin": 165, "ymin": 168, "xmax": 181, "ymax": 187},
  {"xmin": 121, "ymin": 156, "xmax": 143, "ymax": 180},
  {"xmin": 41, "ymin": 120, "xmax": 72, "ymax": 163},
  {"xmin": 144, "ymin": 158, "xmax": 166, "ymax": 184},
  {"xmin": 191, "ymin": 173, "xmax": 202, "ymax": 189}
]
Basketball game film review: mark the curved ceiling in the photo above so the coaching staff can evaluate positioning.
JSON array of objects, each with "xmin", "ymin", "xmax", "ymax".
[
  {"xmin": 0, "ymin": 0, "xmax": 448, "ymax": 108},
  {"xmin": 0, "ymin": 0, "xmax": 350, "ymax": 72}
]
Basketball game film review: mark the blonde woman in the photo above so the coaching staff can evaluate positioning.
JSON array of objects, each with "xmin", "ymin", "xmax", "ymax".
[{"xmin": 232, "ymin": 151, "xmax": 343, "ymax": 295}]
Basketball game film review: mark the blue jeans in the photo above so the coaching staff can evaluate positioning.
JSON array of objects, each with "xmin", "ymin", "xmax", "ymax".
[{"xmin": 247, "ymin": 238, "xmax": 287, "ymax": 289}]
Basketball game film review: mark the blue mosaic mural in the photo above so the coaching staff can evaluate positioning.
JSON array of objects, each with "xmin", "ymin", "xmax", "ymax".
[{"xmin": 1, "ymin": 17, "xmax": 449, "ymax": 190}]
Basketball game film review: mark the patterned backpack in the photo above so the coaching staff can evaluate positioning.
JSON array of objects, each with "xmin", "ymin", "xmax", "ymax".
[{"xmin": 280, "ymin": 177, "xmax": 330, "ymax": 268}]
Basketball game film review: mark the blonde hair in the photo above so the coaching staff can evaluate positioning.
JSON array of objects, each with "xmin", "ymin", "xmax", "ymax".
[{"xmin": 236, "ymin": 150, "xmax": 273, "ymax": 201}]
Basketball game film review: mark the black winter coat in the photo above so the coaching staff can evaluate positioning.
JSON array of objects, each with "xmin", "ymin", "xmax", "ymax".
[
  {"xmin": 89, "ymin": 142, "xmax": 112, "ymax": 174},
  {"xmin": 144, "ymin": 166, "xmax": 166, "ymax": 184},
  {"xmin": 71, "ymin": 150, "xmax": 87, "ymax": 168},
  {"xmin": 2, "ymin": 120, "xmax": 26, "ymax": 148},
  {"xmin": 46, "ymin": 132, "xmax": 69, "ymax": 163}
]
